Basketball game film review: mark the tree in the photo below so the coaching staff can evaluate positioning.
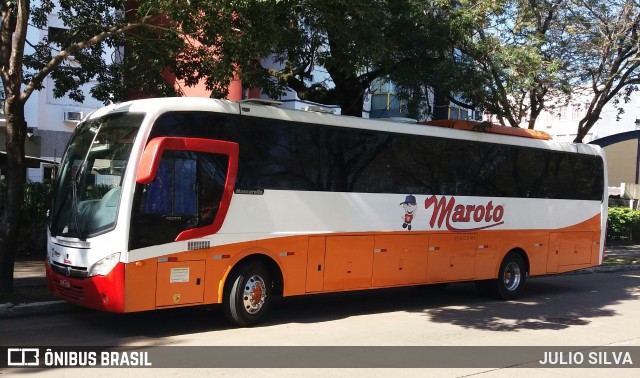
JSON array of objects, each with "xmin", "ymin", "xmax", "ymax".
[
  {"xmin": 449, "ymin": 0, "xmax": 640, "ymax": 140},
  {"xmin": 236, "ymin": 0, "xmax": 472, "ymax": 117},
  {"xmin": 0, "ymin": 0, "xmax": 168, "ymax": 294},
  {"xmin": 566, "ymin": 0, "xmax": 640, "ymax": 142},
  {"xmin": 0, "ymin": 1, "xmax": 235, "ymax": 295},
  {"xmin": 450, "ymin": 0, "xmax": 574, "ymax": 128}
]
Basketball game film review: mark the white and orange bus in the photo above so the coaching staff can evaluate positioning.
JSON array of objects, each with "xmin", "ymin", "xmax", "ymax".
[{"xmin": 46, "ymin": 97, "xmax": 607, "ymax": 326}]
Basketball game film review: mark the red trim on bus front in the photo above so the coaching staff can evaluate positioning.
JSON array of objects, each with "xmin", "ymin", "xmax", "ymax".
[
  {"xmin": 135, "ymin": 137, "xmax": 239, "ymax": 241},
  {"xmin": 46, "ymin": 262, "xmax": 125, "ymax": 312}
]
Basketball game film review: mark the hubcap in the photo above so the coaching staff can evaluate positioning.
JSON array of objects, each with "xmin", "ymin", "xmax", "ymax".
[
  {"xmin": 243, "ymin": 275, "xmax": 267, "ymax": 314},
  {"xmin": 503, "ymin": 262, "xmax": 521, "ymax": 291}
]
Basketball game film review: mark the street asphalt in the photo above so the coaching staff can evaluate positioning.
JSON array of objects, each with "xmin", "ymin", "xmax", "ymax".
[{"xmin": 1, "ymin": 244, "xmax": 639, "ymax": 318}]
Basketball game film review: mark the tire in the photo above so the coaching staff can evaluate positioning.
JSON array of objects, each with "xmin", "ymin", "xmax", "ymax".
[
  {"xmin": 482, "ymin": 253, "xmax": 527, "ymax": 300},
  {"xmin": 223, "ymin": 263, "xmax": 272, "ymax": 327}
]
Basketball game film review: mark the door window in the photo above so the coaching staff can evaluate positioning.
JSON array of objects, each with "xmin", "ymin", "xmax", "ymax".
[{"xmin": 130, "ymin": 150, "xmax": 229, "ymax": 249}]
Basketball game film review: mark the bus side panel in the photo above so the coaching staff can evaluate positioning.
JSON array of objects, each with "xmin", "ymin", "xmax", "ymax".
[
  {"xmin": 203, "ymin": 241, "xmax": 258, "ymax": 305},
  {"xmin": 427, "ymin": 233, "xmax": 476, "ymax": 282},
  {"xmin": 475, "ymin": 231, "xmax": 548, "ymax": 279},
  {"xmin": 156, "ymin": 260, "xmax": 206, "ymax": 307},
  {"xmin": 527, "ymin": 233, "xmax": 551, "ymax": 276},
  {"xmin": 548, "ymin": 231, "xmax": 593, "ymax": 273},
  {"xmin": 372, "ymin": 234, "xmax": 429, "ymax": 286},
  {"xmin": 474, "ymin": 233, "xmax": 503, "ymax": 280},
  {"xmin": 124, "ymin": 260, "xmax": 157, "ymax": 312},
  {"xmin": 323, "ymin": 236, "xmax": 374, "ymax": 291},
  {"xmin": 306, "ymin": 236, "xmax": 326, "ymax": 293},
  {"xmin": 591, "ymin": 231, "xmax": 604, "ymax": 266},
  {"xmin": 260, "ymin": 236, "xmax": 308, "ymax": 297},
  {"xmin": 205, "ymin": 236, "xmax": 308, "ymax": 301}
]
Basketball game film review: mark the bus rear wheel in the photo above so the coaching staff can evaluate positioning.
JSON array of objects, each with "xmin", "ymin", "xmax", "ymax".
[
  {"xmin": 224, "ymin": 262, "xmax": 272, "ymax": 327},
  {"xmin": 477, "ymin": 253, "xmax": 526, "ymax": 300}
]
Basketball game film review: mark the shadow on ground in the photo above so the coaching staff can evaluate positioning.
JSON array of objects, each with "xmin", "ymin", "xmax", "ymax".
[{"xmin": 2, "ymin": 271, "xmax": 636, "ymax": 348}]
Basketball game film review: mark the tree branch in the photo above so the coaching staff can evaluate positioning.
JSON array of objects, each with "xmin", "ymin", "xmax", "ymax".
[
  {"xmin": 21, "ymin": 21, "xmax": 144, "ymax": 103},
  {"xmin": 6, "ymin": 0, "xmax": 29, "ymax": 93}
]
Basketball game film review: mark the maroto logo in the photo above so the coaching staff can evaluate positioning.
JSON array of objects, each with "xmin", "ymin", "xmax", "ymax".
[{"xmin": 424, "ymin": 195, "xmax": 505, "ymax": 231}]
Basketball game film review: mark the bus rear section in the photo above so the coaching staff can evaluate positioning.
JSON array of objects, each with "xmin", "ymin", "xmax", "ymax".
[{"xmin": 47, "ymin": 98, "xmax": 607, "ymax": 326}]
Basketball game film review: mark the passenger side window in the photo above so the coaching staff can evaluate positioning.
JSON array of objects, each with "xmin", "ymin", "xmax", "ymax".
[{"xmin": 130, "ymin": 151, "xmax": 229, "ymax": 250}]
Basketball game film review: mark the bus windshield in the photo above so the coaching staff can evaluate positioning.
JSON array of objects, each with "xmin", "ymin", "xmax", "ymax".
[{"xmin": 49, "ymin": 112, "xmax": 145, "ymax": 240}]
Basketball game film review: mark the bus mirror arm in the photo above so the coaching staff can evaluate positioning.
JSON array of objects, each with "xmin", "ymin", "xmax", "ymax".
[
  {"xmin": 136, "ymin": 137, "xmax": 239, "ymax": 184},
  {"xmin": 136, "ymin": 137, "xmax": 175, "ymax": 184},
  {"xmin": 136, "ymin": 136, "xmax": 239, "ymax": 242}
]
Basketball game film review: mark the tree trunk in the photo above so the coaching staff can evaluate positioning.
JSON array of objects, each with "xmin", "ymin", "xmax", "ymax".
[
  {"xmin": 337, "ymin": 82, "xmax": 365, "ymax": 117},
  {"xmin": 327, "ymin": 66, "xmax": 366, "ymax": 117},
  {"xmin": 432, "ymin": 89, "xmax": 450, "ymax": 120},
  {"xmin": 574, "ymin": 111, "xmax": 601, "ymax": 143},
  {"xmin": 0, "ymin": 96, "xmax": 27, "ymax": 295}
]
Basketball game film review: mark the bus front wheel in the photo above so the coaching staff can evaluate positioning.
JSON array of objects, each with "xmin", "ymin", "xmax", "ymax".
[
  {"xmin": 223, "ymin": 263, "xmax": 272, "ymax": 327},
  {"xmin": 477, "ymin": 253, "xmax": 527, "ymax": 300}
]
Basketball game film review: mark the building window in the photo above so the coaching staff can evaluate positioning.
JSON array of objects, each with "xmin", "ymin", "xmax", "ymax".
[{"xmin": 572, "ymin": 104, "xmax": 581, "ymax": 120}]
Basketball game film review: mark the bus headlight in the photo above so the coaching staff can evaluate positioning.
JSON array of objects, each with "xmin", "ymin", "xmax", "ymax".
[{"xmin": 89, "ymin": 252, "xmax": 121, "ymax": 277}]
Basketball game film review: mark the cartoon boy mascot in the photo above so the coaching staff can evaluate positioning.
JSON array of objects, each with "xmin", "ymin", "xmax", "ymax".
[{"xmin": 400, "ymin": 194, "xmax": 417, "ymax": 231}]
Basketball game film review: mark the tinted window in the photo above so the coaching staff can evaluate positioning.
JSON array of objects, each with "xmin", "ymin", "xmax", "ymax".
[{"xmin": 148, "ymin": 112, "xmax": 604, "ymax": 201}]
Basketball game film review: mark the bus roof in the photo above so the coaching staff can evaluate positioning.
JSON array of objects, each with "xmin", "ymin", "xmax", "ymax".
[
  {"xmin": 96, "ymin": 98, "xmax": 574, "ymax": 151},
  {"xmin": 419, "ymin": 120, "xmax": 552, "ymax": 141}
]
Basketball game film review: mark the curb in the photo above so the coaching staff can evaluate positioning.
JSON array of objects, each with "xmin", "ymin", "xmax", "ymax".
[
  {"xmin": 569, "ymin": 264, "xmax": 640, "ymax": 275},
  {"xmin": 0, "ymin": 300, "xmax": 79, "ymax": 319},
  {"xmin": 2, "ymin": 264, "xmax": 639, "ymax": 319}
]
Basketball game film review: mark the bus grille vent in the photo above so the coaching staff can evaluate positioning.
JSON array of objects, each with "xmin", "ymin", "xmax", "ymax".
[
  {"xmin": 188, "ymin": 240, "xmax": 210, "ymax": 250},
  {"xmin": 55, "ymin": 281, "xmax": 84, "ymax": 301}
]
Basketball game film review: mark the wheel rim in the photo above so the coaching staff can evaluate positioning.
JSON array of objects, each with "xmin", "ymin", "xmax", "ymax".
[
  {"xmin": 503, "ymin": 261, "xmax": 521, "ymax": 291},
  {"xmin": 243, "ymin": 275, "xmax": 267, "ymax": 314}
]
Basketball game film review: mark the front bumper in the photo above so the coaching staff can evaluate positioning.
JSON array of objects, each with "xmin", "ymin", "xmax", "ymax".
[{"xmin": 46, "ymin": 261, "xmax": 125, "ymax": 312}]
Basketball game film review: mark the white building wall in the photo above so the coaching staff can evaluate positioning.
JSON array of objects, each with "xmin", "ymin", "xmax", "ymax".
[
  {"xmin": 23, "ymin": 4, "xmax": 112, "ymax": 181},
  {"xmin": 530, "ymin": 89, "xmax": 640, "ymax": 143}
]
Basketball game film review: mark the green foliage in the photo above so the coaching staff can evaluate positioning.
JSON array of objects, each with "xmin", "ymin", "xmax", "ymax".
[
  {"xmin": 194, "ymin": 0, "xmax": 472, "ymax": 116},
  {"xmin": 607, "ymin": 207, "xmax": 640, "ymax": 242},
  {"xmin": 18, "ymin": 0, "xmax": 188, "ymax": 104},
  {"xmin": 450, "ymin": 0, "xmax": 574, "ymax": 128},
  {"xmin": 0, "ymin": 180, "xmax": 52, "ymax": 257},
  {"xmin": 444, "ymin": 0, "xmax": 640, "ymax": 139}
]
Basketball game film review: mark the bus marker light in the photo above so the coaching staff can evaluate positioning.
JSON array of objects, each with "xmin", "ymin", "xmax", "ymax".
[{"xmin": 134, "ymin": 261, "xmax": 146, "ymax": 267}]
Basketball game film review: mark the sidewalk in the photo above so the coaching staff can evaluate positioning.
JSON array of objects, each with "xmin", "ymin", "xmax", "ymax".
[
  {"xmin": 2, "ymin": 245, "xmax": 640, "ymax": 318},
  {"xmin": 0, "ymin": 259, "xmax": 77, "ymax": 317}
]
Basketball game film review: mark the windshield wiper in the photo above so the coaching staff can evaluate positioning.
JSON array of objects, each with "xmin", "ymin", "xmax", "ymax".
[{"xmin": 71, "ymin": 160, "xmax": 87, "ymax": 240}]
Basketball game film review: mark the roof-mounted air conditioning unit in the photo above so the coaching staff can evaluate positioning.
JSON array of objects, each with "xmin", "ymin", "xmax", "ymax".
[
  {"xmin": 64, "ymin": 110, "xmax": 84, "ymax": 123},
  {"xmin": 303, "ymin": 105, "xmax": 335, "ymax": 114}
]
